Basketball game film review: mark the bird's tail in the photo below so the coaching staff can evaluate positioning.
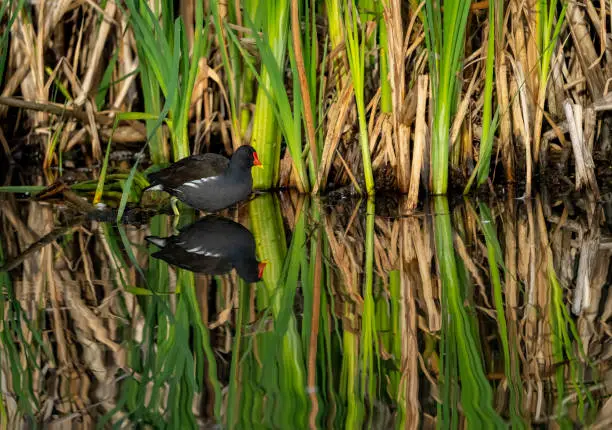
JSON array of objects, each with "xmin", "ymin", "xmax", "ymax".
[
  {"xmin": 145, "ymin": 236, "xmax": 167, "ymax": 247},
  {"xmin": 142, "ymin": 182, "xmax": 164, "ymax": 193},
  {"xmin": 141, "ymin": 169, "xmax": 164, "ymax": 194}
]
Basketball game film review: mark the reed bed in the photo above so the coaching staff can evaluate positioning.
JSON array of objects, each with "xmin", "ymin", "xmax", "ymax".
[
  {"xmin": 0, "ymin": 190, "xmax": 610, "ymax": 427},
  {"xmin": 0, "ymin": 0, "xmax": 610, "ymax": 201}
]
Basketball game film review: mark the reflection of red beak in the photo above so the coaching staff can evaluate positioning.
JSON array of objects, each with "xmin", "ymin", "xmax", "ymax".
[
  {"xmin": 257, "ymin": 261, "xmax": 267, "ymax": 280},
  {"xmin": 253, "ymin": 151, "xmax": 263, "ymax": 168}
]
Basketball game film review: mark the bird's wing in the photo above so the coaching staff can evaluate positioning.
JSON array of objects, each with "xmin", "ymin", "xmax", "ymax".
[
  {"xmin": 147, "ymin": 154, "xmax": 229, "ymax": 189},
  {"xmin": 201, "ymin": 258, "xmax": 233, "ymax": 275}
]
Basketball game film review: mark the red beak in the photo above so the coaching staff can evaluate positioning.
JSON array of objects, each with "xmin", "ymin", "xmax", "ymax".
[
  {"xmin": 257, "ymin": 261, "xmax": 267, "ymax": 279},
  {"xmin": 253, "ymin": 151, "xmax": 263, "ymax": 167}
]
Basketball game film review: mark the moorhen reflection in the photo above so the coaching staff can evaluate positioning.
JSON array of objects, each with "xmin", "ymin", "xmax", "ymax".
[
  {"xmin": 146, "ymin": 215, "xmax": 266, "ymax": 283},
  {"xmin": 143, "ymin": 145, "xmax": 263, "ymax": 212}
]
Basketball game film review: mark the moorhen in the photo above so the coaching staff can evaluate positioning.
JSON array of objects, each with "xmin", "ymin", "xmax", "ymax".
[
  {"xmin": 144, "ymin": 145, "xmax": 262, "ymax": 212},
  {"xmin": 146, "ymin": 215, "xmax": 266, "ymax": 283}
]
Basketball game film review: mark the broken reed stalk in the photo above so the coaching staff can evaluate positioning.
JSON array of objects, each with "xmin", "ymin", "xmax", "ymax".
[
  {"xmin": 562, "ymin": 100, "xmax": 599, "ymax": 197},
  {"xmin": 382, "ymin": 0, "xmax": 413, "ymax": 193},
  {"xmin": 407, "ymin": 75, "xmax": 428, "ymax": 210},
  {"xmin": 312, "ymin": 82, "xmax": 355, "ymax": 194}
]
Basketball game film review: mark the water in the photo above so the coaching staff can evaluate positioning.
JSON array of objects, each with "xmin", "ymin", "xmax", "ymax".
[{"xmin": 0, "ymin": 191, "xmax": 610, "ymax": 428}]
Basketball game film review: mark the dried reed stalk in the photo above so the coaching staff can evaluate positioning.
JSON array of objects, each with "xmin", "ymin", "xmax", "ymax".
[{"xmin": 407, "ymin": 75, "xmax": 428, "ymax": 210}]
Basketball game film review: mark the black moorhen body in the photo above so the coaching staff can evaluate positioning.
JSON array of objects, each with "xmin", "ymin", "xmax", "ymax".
[
  {"xmin": 145, "ymin": 215, "xmax": 266, "ymax": 283},
  {"xmin": 144, "ymin": 145, "xmax": 262, "ymax": 212}
]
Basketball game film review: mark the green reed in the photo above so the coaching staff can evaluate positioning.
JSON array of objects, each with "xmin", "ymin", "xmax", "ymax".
[
  {"xmin": 115, "ymin": 0, "xmax": 208, "ymax": 221},
  {"xmin": 319, "ymin": 235, "xmax": 341, "ymax": 427},
  {"xmin": 230, "ymin": 195, "xmax": 308, "ymax": 427},
  {"xmin": 238, "ymin": 0, "xmax": 259, "ymax": 137},
  {"xmin": 225, "ymin": 3, "xmax": 311, "ymax": 191},
  {"xmin": 209, "ymin": 0, "xmax": 243, "ymax": 143},
  {"xmin": 302, "ymin": 198, "xmax": 323, "ymax": 425},
  {"xmin": 360, "ymin": 198, "xmax": 376, "ymax": 399},
  {"xmin": 99, "ymin": 210, "xmax": 221, "ymax": 429},
  {"xmin": 344, "ymin": 2, "xmax": 375, "ymax": 195},
  {"xmin": 548, "ymin": 256, "xmax": 591, "ymax": 426},
  {"xmin": 232, "ymin": 196, "xmax": 397, "ymax": 427},
  {"xmin": 95, "ymin": 49, "xmax": 119, "ymax": 110},
  {"xmin": 533, "ymin": 0, "xmax": 567, "ymax": 162},
  {"xmin": 378, "ymin": 1, "xmax": 392, "ymax": 114},
  {"xmin": 0, "ymin": 0, "xmax": 23, "ymax": 89},
  {"xmin": 433, "ymin": 197, "xmax": 506, "ymax": 428},
  {"xmin": 424, "ymin": 1, "xmax": 471, "ymax": 194},
  {"xmin": 246, "ymin": 1, "xmax": 291, "ymax": 188},
  {"xmin": 125, "ymin": 0, "xmax": 208, "ymax": 162},
  {"xmin": 465, "ymin": 2, "xmax": 500, "ymax": 193},
  {"xmin": 124, "ymin": 0, "xmax": 172, "ymax": 163},
  {"xmin": 248, "ymin": 194, "xmax": 287, "ymax": 294},
  {"xmin": 226, "ymin": 277, "xmax": 250, "ymax": 429},
  {"xmin": 376, "ymin": 270, "xmax": 406, "ymax": 426},
  {"xmin": 0, "ymin": 239, "xmax": 47, "ymax": 423},
  {"xmin": 476, "ymin": 202, "xmax": 525, "ymax": 428},
  {"xmin": 341, "ymin": 327, "xmax": 364, "ymax": 428},
  {"xmin": 297, "ymin": 0, "xmax": 323, "ymax": 187}
]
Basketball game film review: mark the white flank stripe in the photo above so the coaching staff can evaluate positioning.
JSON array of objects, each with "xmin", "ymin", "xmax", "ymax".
[
  {"xmin": 193, "ymin": 250, "xmax": 222, "ymax": 257},
  {"xmin": 183, "ymin": 177, "xmax": 215, "ymax": 188},
  {"xmin": 148, "ymin": 184, "xmax": 163, "ymax": 191}
]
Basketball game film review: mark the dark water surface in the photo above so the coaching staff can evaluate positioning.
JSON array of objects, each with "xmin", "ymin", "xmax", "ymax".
[{"xmin": 0, "ymin": 191, "xmax": 610, "ymax": 428}]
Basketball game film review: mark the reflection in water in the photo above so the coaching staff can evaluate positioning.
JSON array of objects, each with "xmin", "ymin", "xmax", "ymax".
[
  {"xmin": 0, "ymin": 192, "xmax": 610, "ymax": 428},
  {"xmin": 146, "ymin": 215, "xmax": 266, "ymax": 283}
]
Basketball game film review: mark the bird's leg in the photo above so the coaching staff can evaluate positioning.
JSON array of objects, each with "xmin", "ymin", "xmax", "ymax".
[{"xmin": 171, "ymin": 197, "xmax": 180, "ymax": 233}]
